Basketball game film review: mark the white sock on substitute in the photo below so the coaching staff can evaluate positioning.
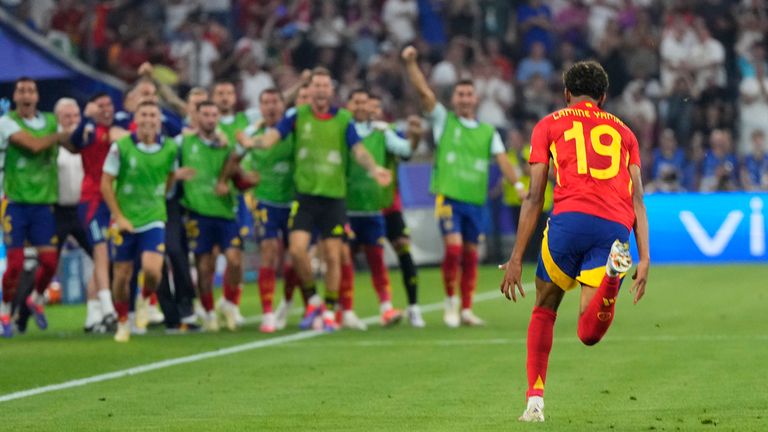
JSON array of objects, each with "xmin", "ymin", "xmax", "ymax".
[
  {"xmin": 98, "ymin": 289, "xmax": 116, "ymax": 315},
  {"xmin": 85, "ymin": 300, "xmax": 103, "ymax": 327},
  {"xmin": 379, "ymin": 301, "xmax": 393, "ymax": 314}
]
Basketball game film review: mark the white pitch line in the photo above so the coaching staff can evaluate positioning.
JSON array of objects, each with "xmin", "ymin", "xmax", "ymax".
[{"xmin": 0, "ymin": 285, "xmax": 526, "ymax": 404}]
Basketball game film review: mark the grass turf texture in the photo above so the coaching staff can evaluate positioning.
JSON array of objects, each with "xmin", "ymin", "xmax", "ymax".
[{"xmin": 1, "ymin": 264, "xmax": 766, "ymax": 431}]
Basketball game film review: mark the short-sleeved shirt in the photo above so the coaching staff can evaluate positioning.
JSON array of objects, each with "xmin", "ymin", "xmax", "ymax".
[
  {"xmin": 0, "ymin": 115, "xmax": 22, "ymax": 189},
  {"xmin": 529, "ymin": 101, "xmax": 641, "ymax": 230},
  {"xmin": 428, "ymin": 103, "xmax": 505, "ymax": 156}
]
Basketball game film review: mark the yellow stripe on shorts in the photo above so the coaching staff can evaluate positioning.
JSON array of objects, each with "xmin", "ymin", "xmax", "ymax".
[{"xmin": 540, "ymin": 222, "xmax": 579, "ymax": 291}]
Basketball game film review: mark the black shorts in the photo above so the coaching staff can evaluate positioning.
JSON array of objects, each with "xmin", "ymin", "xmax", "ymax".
[
  {"xmin": 384, "ymin": 211, "xmax": 410, "ymax": 243},
  {"xmin": 289, "ymin": 193, "xmax": 347, "ymax": 239}
]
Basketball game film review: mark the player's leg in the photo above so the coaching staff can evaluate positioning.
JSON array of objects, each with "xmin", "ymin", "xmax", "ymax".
[
  {"xmin": 258, "ymin": 237, "xmax": 280, "ymax": 333},
  {"xmin": 26, "ymin": 205, "xmax": 61, "ymax": 330},
  {"xmin": 337, "ymin": 239, "xmax": 367, "ymax": 330},
  {"xmin": 1, "ymin": 201, "xmax": 27, "ymax": 337},
  {"xmin": 133, "ymin": 228, "xmax": 167, "ymax": 329},
  {"xmin": 519, "ymin": 277, "xmax": 565, "ymax": 422},
  {"xmin": 576, "ymin": 238, "xmax": 632, "ymax": 346},
  {"xmin": 289, "ymin": 229, "xmax": 320, "ymax": 330},
  {"xmin": 360, "ymin": 216, "xmax": 401, "ymax": 327},
  {"xmin": 216, "ymin": 217, "xmax": 244, "ymax": 331},
  {"xmin": 255, "ymin": 203, "xmax": 284, "ymax": 333},
  {"xmin": 519, "ymin": 214, "xmax": 584, "ymax": 422},
  {"xmin": 318, "ymin": 236, "xmax": 342, "ymax": 331},
  {"xmin": 458, "ymin": 203, "xmax": 483, "ymax": 326},
  {"xmin": 110, "ymin": 230, "xmax": 137, "ymax": 342},
  {"xmin": 385, "ymin": 211, "xmax": 422, "ymax": 327},
  {"xmin": 221, "ymin": 244, "xmax": 243, "ymax": 331},
  {"xmin": 85, "ymin": 201, "xmax": 116, "ymax": 331},
  {"xmin": 224, "ymin": 195, "xmax": 252, "ymax": 309},
  {"xmin": 437, "ymin": 196, "xmax": 462, "ymax": 328}
]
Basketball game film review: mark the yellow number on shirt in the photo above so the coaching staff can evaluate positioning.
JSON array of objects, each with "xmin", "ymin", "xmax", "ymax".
[{"xmin": 564, "ymin": 121, "xmax": 622, "ymax": 180}]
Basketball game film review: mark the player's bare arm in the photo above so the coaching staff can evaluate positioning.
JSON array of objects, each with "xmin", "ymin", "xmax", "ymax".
[
  {"xmin": 402, "ymin": 46, "xmax": 437, "ymax": 113},
  {"xmin": 100, "ymin": 172, "xmax": 134, "ymax": 233},
  {"xmin": 406, "ymin": 115, "xmax": 423, "ymax": 151},
  {"xmin": 10, "ymin": 129, "xmax": 70, "ymax": 154},
  {"xmin": 352, "ymin": 142, "xmax": 392, "ymax": 186},
  {"xmin": 500, "ymin": 162, "xmax": 549, "ymax": 301},
  {"xmin": 238, "ymin": 127, "xmax": 280, "ymax": 150},
  {"xmin": 629, "ymin": 164, "xmax": 650, "ymax": 304},
  {"xmin": 138, "ymin": 62, "xmax": 187, "ymax": 115},
  {"xmin": 495, "ymin": 152, "xmax": 526, "ymax": 200}
]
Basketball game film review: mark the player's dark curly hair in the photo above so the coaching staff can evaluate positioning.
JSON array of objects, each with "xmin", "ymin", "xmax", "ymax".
[{"xmin": 563, "ymin": 61, "xmax": 609, "ymax": 101}]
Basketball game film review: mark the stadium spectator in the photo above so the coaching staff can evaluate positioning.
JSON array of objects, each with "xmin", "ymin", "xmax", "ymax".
[
  {"xmin": 660, "ymin": 15, "xmax": 696, "ymax": 94},
  {"xmin": 740, "ymin": 129, "xmax": 768, "ymax": 191},
  {"xmin": 700, "ymin": 129, "xmax": 739, "ymax": 192},
  {"xmin": 649, "ymin": 129, "xmax": 686, "ymax": 193},
  {"xmin": 517, "ymin": 0, "xmax": 553, "ymax": 55},
  {"xmin": 516, "ymin": 41, "xmax": 554, "ymax": 84},
  {"xmin": 238, "ymin": 54, "xmax": 275, "ymax": 111},
  {"xmin": 382, "ymin": 0, "xmax": 418, "ymax": 47},
  {"xmin": 474, "ymin": 60, "xmax": 514, "ymax": 131}
]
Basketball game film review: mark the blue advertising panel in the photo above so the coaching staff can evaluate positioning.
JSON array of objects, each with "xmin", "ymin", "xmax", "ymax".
[{"xmin": 632, "ymin": 193, "xmax": 768, "ymax": 263}]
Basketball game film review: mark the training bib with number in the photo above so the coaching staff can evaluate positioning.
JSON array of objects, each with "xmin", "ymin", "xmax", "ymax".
[{"xmin": 529, "ymin": 100, "xmax": 641, "ymax": 230}]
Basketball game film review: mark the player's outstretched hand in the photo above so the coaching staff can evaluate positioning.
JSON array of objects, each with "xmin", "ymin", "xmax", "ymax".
[
  {"xmin": 175, "ymin": 167, "xmax": 196, "ymax": 181},
  {"xmin": 630, "ymin": 260, "xmax": 648, "ymax": 304},
  {"xmin": 84, "ymin": 102, "xmax": 99, "ymax": 119},
  {"xmin": 406, "ymin": 115, "xmax": 423, "ymax": 137},
  {"xmin": 499, "ymin": 259, "xmax": 526, "ymax": 302},
  {"xmin": 373, "ymin": 167, "xmax": 392, "ymax": 186},
  {"xmin": 115, "ymin": 216, "xmax": 134, "ymax": 233},
  {"xmin": 401, "ymin": 46, "xmax": 418, "ymax": 63}
]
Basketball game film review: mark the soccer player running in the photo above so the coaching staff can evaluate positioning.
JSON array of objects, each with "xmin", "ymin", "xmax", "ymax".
[
  {"xmin": 369, "ymin": 94, "xmax": 425, "ymax": 327},
  {"xmin": 337, "ymin": 89, "xmax": 420, "ymax": 330},
  {"xmin": 177, "ymin": 100, "xmax": 245, "ymax": 332},
  {"xmin": 402, "ymin": 46, "xmax": 522, "ymax": 327},
  {"xmin": 101, "ymin": 101, "xmax": 184, "ymax": 342},
  {"xmin": 499, "ymin": 61, "xmax": 650, "ymax": 422},
  {"xmin": 211, "ymin": 80, "xmax": 261, "ymax": 324},
  {"xmin": 0, "ymin": 77, "xmax": 73, "ymax": 337},
  {"xmin": 70, "ymin": 92, "xmax": 125, "ymax": 332},
  {"xmin": 239, "ymin": 67, "xmax": 391, "ymax": 332},
  {"xmin": 238, "ymin": 89, "xmax": 300, "ymax": 333}
]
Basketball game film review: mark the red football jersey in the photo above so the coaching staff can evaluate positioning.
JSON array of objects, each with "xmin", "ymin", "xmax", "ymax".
[
  {"xmin": 529, "ymin": 100, "xmax": 641, "ymax": 230},
  {"xmin": 79, "ymin": 123, "xmax": 112, "ymax": 204}
]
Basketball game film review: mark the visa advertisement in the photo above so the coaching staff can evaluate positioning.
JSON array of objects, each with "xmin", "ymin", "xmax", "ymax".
[{"xmin": 632, "ymin": 193, "xmax": 768, "ymax": 263}]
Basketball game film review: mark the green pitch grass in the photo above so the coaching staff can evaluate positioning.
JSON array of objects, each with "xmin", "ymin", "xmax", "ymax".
[{"xmin": 1, "ymin": 264, "xmax": 766, "ymax": 431}]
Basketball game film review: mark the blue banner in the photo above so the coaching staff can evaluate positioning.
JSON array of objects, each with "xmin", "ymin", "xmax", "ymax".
[{"xmin": 632, "ymin": 193, "xmax": 768, "ymax": 263}]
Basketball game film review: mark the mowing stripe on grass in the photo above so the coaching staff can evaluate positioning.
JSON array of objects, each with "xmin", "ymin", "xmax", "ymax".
[{"xmin": 0, "ymin": 286, "xmax": 524, "ymax": 404}]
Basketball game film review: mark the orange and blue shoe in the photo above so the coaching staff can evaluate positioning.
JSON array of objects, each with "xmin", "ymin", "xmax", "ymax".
[
  {"xmin": 26, "ymin": 296, "xmax": 48, "ymax": 330},
  {"xmin": 322, "ymin": 311, "xmax": 339, "ymax": 332},
  {"xmin": 1, "ymin": 314, "xmax": 13, "ymax": 338},
  {"xmin": 380, "ymin": 308, "xmax": 403, "ymax": 327},
  {"xmin": 299, "ymin": 303, "xmax": 323, "ymax": 330}
]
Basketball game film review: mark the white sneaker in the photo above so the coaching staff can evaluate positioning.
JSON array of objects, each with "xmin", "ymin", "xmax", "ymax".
[
  {"xmin": 460, "ymin": 308, "xmax": 485, "ymax": 326},
  {"xmin": 134, "ymin": 296, "xmax": 150, "ymax": 330},
  {"xmin": 260, "ymin": 312, "xmax": 276, "ymax": 333},
  {"xmin": 218, "ymin": 299, "xmax": 239, "ymax": 331},
  {"xmin": 341, "ymin": 310, "xmax": 368, "ymax": 331},
  {"xmin": 234, "ymin": 307, "xmax": 245, "ymax": 326},
  {"xmin": 194, "ymin": 299, "xmax": 207, "ymax": 321},
  {"xmin": 407, "ymin": 305, "xmax": 426, "ymax": 328},
  {"xmin": 114, "ymin": 321, "xmax": 131, "ymax": 343},
  {"xmin": 129, "ymin": 312, "xmax": 147, "ymax": 335},
  {"xmin": 607, "ymin": 239, "xmax": 632, "ymax": 276},
  {"xmin": 443, "ymin": 296, "xmax": 460, "ymax": 328},
  {"xmin": 203, "ymin": 311, "xmax": 219, "ymax": 332},
  {"xmin": 518, "ymin": 396, "xmax": 545, "ymax": 422},
  {"xmin": 148, "ymin": 303, "xmax": 165, "ymax": 325},
  {"xmin": 274, "ymin": 299, "xmax": 292, "ymax": 330}
]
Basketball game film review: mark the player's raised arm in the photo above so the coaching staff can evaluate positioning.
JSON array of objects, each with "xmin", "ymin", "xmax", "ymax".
[
  {"xmin": 500, "ymin": 162, "xmax": 549, "ymax": 301},
  {"xmin": 629, "ymin": 164, "xmax": 650, "ymax": 304},
  {"xmin": 402, "ymin": 46, "xmax": 437, "ymax": 113}
]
